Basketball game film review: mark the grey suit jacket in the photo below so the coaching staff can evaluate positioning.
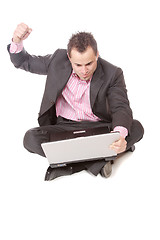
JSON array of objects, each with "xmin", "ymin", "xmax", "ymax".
[{"xmin": 7, "ymin": 45, "xmax": 133, "ymax": 133}]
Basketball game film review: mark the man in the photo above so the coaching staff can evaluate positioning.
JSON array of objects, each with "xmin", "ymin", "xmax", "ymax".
[{"xmin": 8, "ymin": 23, "xmax": 144, "ymax": 180}]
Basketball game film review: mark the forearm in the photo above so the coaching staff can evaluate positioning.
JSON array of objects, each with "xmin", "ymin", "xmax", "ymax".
[
  {"xmin": 108, "ymin": 68, "xmax": 133, "ymax": 133},
  {"xmin": 7, "ymin": 43, "xmax": 29, "ymax": 69},
  {"xmin": 7, "ymin": 43, "xmax": 58, "ymax": 75}
]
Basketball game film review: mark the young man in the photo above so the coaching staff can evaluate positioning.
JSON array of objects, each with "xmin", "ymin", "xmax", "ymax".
[{"xmin": 8, "ymin": 23, "xmax": 144, "ymax": 180}]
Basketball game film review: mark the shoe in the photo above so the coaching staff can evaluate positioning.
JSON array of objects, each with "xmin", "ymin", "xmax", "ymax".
[
  {"xmin": 128, "ymin": 145, "xmax": 135, "ymax": 152},
  {"xmin": 100, "ymin": 161, "xmax": 112, "ymax": 178},
  {"xmin": 45, "ymin": 165, "xmax": 73, "ymax": 181}
]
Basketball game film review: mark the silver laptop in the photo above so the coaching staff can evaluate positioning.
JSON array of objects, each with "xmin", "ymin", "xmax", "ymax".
[{"xmin": 41, "ymin": 127, "xmax": 120, "ymax": 167}]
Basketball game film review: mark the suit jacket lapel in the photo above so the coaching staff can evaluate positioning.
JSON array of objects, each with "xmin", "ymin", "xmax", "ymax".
[
  {"xmin": 40, "ymin": 59, "xmax": 72, "ymax": 116},
  {"xmin": 55, "ymin": 60, "xmax": 72, "ymax": 98},
  {"xmin": 90, "ymin": 60, "xmax": 104, "ymax": 109}
]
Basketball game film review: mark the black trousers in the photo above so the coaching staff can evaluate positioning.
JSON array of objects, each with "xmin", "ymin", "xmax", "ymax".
[{"xmin": 23, "ymin": 118, "xmax": 144, "ymax": 176}]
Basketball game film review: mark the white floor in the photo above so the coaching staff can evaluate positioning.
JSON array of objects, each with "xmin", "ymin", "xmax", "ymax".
[{"xmin": 0, "ymin": 129, "xmax": 159, "ymax": 240}]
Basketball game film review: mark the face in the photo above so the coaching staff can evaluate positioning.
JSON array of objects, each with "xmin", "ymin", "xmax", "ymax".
[{"xmin": 68, "ymin": 46, "xmax": 99, "ymax": 81}]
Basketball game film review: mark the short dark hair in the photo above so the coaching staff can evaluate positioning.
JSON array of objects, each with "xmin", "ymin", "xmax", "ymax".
[{"xmin": 67, "ymin": 32, "xmax": 98, "ymax": 57}]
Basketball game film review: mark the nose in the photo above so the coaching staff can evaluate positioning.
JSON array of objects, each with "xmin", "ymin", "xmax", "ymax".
[{"xmin": 81, "ymin": 66, "xmax": 88, "ymax": 74}]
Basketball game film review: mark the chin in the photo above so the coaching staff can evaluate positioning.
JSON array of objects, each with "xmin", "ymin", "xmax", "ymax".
[{"xmin": 81, "ymin": 75, "xmax": 91, "ymax": 81}]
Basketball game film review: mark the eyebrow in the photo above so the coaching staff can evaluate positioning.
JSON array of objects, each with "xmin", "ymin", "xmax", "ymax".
[{"xmin": 75, "ymin": 61, "xmax": 93, "ymax": 66}]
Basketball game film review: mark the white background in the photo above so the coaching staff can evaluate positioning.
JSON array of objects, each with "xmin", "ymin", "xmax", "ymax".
[{"xmin": 1, "ymin": 0, "xmax": 159, "ymax": 239}]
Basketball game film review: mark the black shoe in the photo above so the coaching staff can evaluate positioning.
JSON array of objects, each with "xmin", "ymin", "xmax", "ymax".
[
  {"xmin": 128, "ymin": 145, "xmax": 135, "ymax": 152},
  {"xmin": 45, "ymin": 165, "xmax": 73, "ymax": 181},
  {"xmin": 100, "ymin": 161, "xmax": 112, "ymax": 178}
]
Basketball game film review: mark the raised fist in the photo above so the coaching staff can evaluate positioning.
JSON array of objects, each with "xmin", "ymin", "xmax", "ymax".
[{"xmin": 13, "ymin": 23, "xmax": 32, "ymax": 43}]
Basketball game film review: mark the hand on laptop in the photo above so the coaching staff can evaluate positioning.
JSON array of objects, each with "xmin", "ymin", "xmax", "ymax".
[{"xmin": 110, "ymin": 136, "xmax": 127, "ymax": 154}]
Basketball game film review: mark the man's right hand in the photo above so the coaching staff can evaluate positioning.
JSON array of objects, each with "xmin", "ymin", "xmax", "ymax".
[{"xmin": 13, "ymin": 23, "xmax": 32, "ymax": 43}]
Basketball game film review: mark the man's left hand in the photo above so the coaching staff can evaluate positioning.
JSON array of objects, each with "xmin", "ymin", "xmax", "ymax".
[{"xmin": 110, "ymin": 136, "xmax": 127, "ymax": 154}]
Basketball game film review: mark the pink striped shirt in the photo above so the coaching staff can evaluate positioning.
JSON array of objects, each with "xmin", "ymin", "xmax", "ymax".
[
  {"xmin": 56, "ymin": 72, "xmax": 100, "ymax": 121},
  {"xmin": 10, "ymin": 41, "xmax": 128, "ymax": 138}
]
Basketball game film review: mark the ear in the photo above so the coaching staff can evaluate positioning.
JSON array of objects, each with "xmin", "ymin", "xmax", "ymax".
[
  {"xmin": 67, "ymin": 52, "xmax": 71, "ymax": 62},
  {"xmin": 96, "ymin": 51, "xmax": 99, "ymax": 60}
]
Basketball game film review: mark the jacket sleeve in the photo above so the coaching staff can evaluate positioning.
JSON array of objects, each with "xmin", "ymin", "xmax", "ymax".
[
  {"xmin": 7, "ymin": 44, "xmax": 59, "ymax": 75},
  {"xmin": 107, "ymin": 68, "xmax": 133, "ymax": 133}
]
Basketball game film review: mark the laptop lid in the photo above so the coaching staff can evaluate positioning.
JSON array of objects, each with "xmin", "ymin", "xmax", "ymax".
[{"xmin": 41, "ymin": 129, "xmax": 120, "ymax": 167}]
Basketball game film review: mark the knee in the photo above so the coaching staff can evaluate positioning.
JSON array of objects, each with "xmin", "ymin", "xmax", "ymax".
[
  {"xmin": 23, "ymin": 128, "xmax": 38, "ymax": 151},
  {"xmin": 23, "ymin": 127, "xmax": 44, "ymax": 150},
  {"xmin": 131, "ymin": 120, "xmax": 144, "ymax": 141},
  {"xmin": 23, "ymin": 127, "xmax": 50, "ymax": 157}
]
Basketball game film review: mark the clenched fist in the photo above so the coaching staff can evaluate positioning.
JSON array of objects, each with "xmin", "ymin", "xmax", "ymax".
[{"xmin": 13, "ymin": 23, "xmax": 32, "ymax": 43}]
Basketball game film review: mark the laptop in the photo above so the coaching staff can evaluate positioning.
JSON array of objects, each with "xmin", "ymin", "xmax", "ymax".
[{"xmin": 41, "ymin": 127, "xmax": 120, "ymax": 168}]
